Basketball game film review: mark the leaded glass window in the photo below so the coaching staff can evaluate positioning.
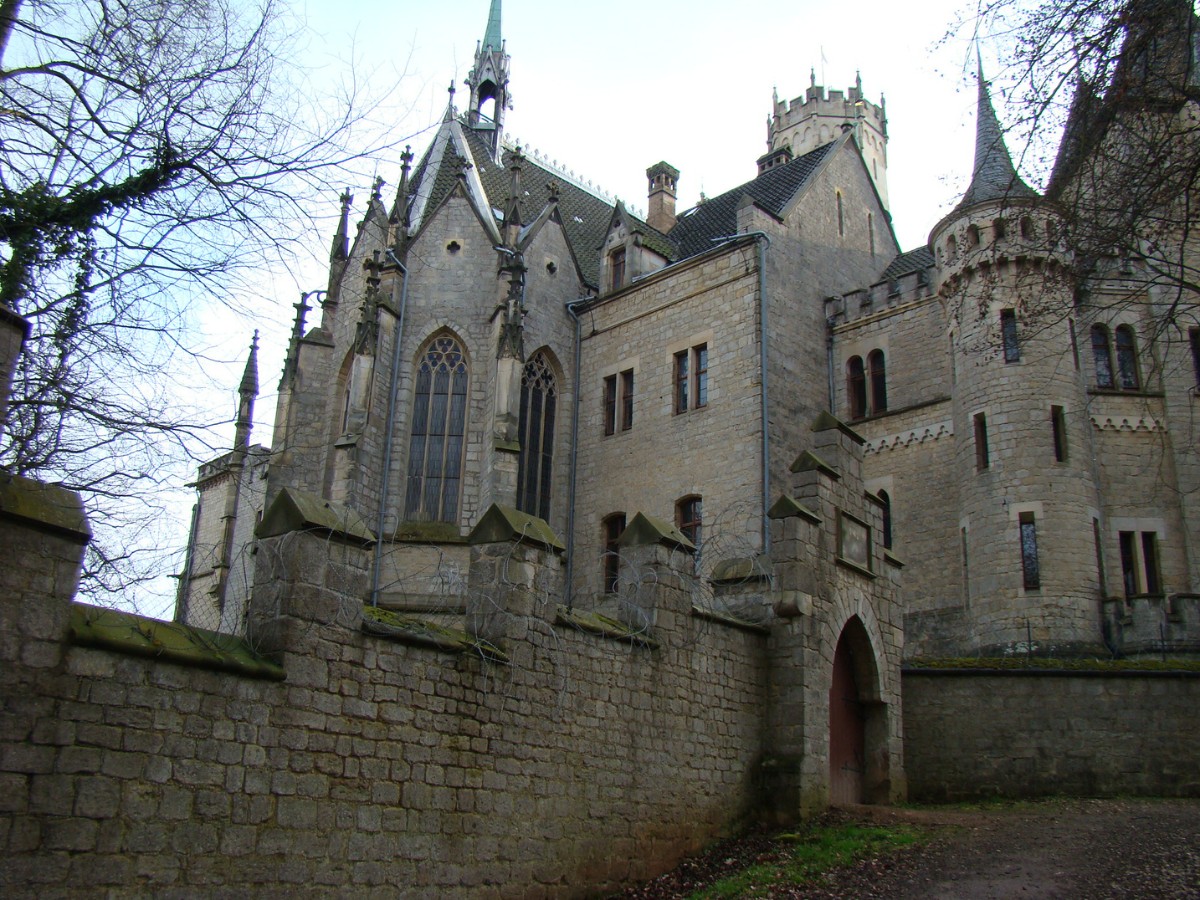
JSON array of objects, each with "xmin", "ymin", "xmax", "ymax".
[
  {"xmin": 517, "ymin": 352, "xmax": 556, "ymax": 521},
  {"xmin": 404, "ymin": 336, "xmax": 468, "ymax": 522}
]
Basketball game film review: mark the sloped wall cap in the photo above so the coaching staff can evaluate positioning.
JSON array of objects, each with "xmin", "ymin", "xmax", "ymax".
[
  {"xmin": 0, "ymin": 473, "xmax": 90, "ymax": 543},
  {"xmin": 710, "ymin": 556, "xmax": 772, "ymax": 583},
  {"xmin": 810, "ymin": 410, "xmax": 865, "ymax": 444},
  {"xmin": 617, "ymin": 511, "xmax": 695, "ymax": 552},
  {"xmin": 70, "ymin": 603, "xmax": 284, "ymax": 680},
  {"xmin": 788, "ymin": 450, "xmax": 840, "ymax": 479},
  {"xmin": 468, "ymin": 504, "xmax": 565, "ymax": 551},
  {"xmin": 767, "ymin": 494, "xmax": 822, "ymax": 523},
  {"xmin": 256, "ymin": 487, "xmax": 375, "ymax": 544}
]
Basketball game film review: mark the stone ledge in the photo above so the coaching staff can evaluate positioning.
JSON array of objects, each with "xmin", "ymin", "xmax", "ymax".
[
  {"xmin": 361, "ymin": 605, "xmax": 508, "ymax": 661},
  {"xmin": 0, "ymin": 473, "xmax": 90, "ymax": 543},
  {"xmin": 555, "ymin": 605, "xmax": 659, "ymax": 648},
  {"xmin": 69, "ymin": 604, "xmax": 284, "ymax": 680}
]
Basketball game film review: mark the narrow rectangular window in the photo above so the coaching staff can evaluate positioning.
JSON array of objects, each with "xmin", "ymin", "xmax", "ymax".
[
  {"xmin": 1119, "ymin": 530, "xmax": 1139, "ymax": 597},
  {"xmin": 609, "ymin": 248, "xmax": 626, "ymax": 291},
  {"xmin": 1093, "ymin": 518, "xmax": 1107, "ymax": 597},
  {"xmin": 603, "ymin": 513, "xmax": 626, "ymax": 594},
  {"xmin": 603, "ymin": 375, "xmax": 616, "ymax": 436},
  {"xmin": 620, "ymin": 369, "xmax": 634, "ymax": 431},
  {"xmin": 1190, "ymin": 327, "xmax": 1200, "ymax": 387},
  {"xmin": 1019, "ymin": 512, "xmax": 1040, "ymax": 590},
  {"xmin": 1141, "ymin": 532, "xmax": 1161, "ymax": 595},
  {"xmin": 974, "ymin": 412, "xmax": 989, "ymax": 470},
  {"xmin": 694, "ymin": 344, "xmax": 708, "ymax": 408},
  {"xmin": 1051, "ymin": 405, "xmax": 1068, "ymax": 462},
  {"xmin": 673, "ymin": 350, "xmax": 689, "ymax": 414},
  {"xmin": 1069, "ymin": 320, "xmax": 1080, "ymax": 370},
  {"xmin": 961, "ymin": 526, "xmax": 970, "ymax": 600},
  {"xmin": 1001, "ymin": 309, "xmax": 1020, "ymax": 362}
]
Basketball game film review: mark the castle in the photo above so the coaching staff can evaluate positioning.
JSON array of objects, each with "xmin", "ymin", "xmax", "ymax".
[
  {"xmin": 179, "ymin": 0, "xmax": 1200, "ymax": 661},
  {"xmin": 2, "ymin": 1, "xmax": 1199, "ymax": 894}
]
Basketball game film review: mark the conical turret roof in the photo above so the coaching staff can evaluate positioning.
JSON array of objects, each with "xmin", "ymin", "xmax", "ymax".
[{"xmin": 955, "ymin": 59, "xmax": 1039, "ymax": 212}]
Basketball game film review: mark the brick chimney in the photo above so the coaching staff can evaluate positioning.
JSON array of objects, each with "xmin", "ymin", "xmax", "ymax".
[{"xmin": 646, "ymin": 161, "xmax": 680, "ymax": 233}]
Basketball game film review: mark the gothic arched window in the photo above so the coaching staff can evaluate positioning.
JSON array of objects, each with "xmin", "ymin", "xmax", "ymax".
[
  {"xmin": 517, "ymin": 352, "xmax": 557, "ymax": 521},
  {"xmin": 868, "ymin": 350, "xmax": 888, "ymax": 414},
  {"xmin": 404, "ymin": 335, "xmax": 468, "ymax": 523},
  {"xmin": 1091, "ymin": 325, "xmax": 1114, "ymax": 389},
  {"xmin": 846, "ymin": 356, "xmax": 866, "ymax": 420},
  {"xmin": 1114, "ymin": 325, "xmax": 1140, "ymax": 390}
]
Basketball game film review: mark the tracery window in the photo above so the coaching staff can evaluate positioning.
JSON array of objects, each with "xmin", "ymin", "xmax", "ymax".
[
  {"xmin": 517, "ymin": 352, "xmax": 556, "ymax": 521},
  {"xmin": 403, "ymin": 335, "xmax": 468, "ymax": 522}
]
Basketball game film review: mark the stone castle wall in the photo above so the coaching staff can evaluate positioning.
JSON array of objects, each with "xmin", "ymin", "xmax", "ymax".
[
  {"xmin": 904, "ymin": 668, "xmax": 1200, "ymax": 800},
  {"xmin": 1, "ymin": 525, "xmax": 771, "ymax": 897}
]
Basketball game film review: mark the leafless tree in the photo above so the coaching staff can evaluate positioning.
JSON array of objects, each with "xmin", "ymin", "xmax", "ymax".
[
  {"xmin": 970, "ymin": 0, "xmax": 1200, "ymax": 335},
  {"xmin": 0, "ymin": 0, "xmax": 394, "ymax": 604}
]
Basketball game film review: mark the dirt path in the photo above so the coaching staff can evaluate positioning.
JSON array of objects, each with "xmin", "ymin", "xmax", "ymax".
[
  {"xmin": 617, "ymin": 799, "xmax": 1200, "ymax": 898},
  {"xmin": 802, "ymin": 799, "xmax": 1200, "ymax": 899}
]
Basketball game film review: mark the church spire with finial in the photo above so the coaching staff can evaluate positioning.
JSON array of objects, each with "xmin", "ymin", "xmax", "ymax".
[
  {"xmin": 466, "ymin": 0, "xmax": 511, "ymax": 157},
  {"xmin": 956, "ymin": 53, "xmax": 1038, "ymax": 211}
]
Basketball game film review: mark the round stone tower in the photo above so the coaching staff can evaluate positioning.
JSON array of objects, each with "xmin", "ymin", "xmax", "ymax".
[{"xmin": 931, "ymin": 64, "xmax": 1105, "ymax": 656}]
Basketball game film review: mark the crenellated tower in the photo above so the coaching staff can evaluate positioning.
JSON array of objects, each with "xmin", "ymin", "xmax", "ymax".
[
  {"xmin": 931, "ymin": 61, "xmax": 1105, "ymax": 655},
  {"xmin": 465, "ymin": 0, "xmax": 511, "ymax": 156},
  {"xmin": 766, "ymin": 71, "xmax": 889, "ymax": 209}
]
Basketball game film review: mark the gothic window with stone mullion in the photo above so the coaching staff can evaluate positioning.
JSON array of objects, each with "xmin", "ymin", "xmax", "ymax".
[
  {"xmin": 517, "ymin": 352, "xmax": 556, "ymax": 521},
  {"xmin": 404, "ymin": 336, "xmax": 468, "ymax": 523}
]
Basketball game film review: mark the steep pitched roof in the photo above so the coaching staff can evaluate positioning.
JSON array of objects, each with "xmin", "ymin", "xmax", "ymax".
[
  {"xmin": 880, "ymin": 247, "xmax": 934, "ymax": 281},
  {"xmin": 403, "ymin": 120, "xmax": 621, "ymax": 287},
  {"xmin": 667, "ymin": 141, "xmax": 838, "ymax": 260},
  {"xmin": 954, "ymin": 61, "xmax": 1039, "ymax": 213}
]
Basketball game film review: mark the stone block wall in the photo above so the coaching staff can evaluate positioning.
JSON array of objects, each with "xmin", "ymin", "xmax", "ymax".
[
  {"xmin": 904, "ymin": 669, "xmax": 1200, "ymax": 800},
  {"xmin": 1, "ymin": 522, "xmax": 769, "ymax": 897}
]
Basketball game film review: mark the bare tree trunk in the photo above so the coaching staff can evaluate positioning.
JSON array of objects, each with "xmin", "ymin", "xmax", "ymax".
[{"xmin": 0, "ymin": 0, "xmax": 23, "ymax": 68}]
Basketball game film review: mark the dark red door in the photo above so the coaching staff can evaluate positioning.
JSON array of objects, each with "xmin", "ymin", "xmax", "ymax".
[{"xmin": 829, "ymin": 631, "xmax": 865, "ymax": 805}]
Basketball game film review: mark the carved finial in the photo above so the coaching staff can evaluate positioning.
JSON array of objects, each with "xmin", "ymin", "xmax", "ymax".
[
  {"xmin": 810, "ymin": 67, "xmax": 816, "ymax": 88},
  {"xmin": 372, "ymin": 176, "xmax": 384, "ymax": 200},
  {"xmin": 547, "ymin": 181, "xmax": 560, "ymax": 203}
]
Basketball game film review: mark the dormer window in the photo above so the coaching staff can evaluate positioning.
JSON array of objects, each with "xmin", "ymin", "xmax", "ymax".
[{"xmin": 609, "ymin": 248, "xmax": 626, "ymax": 291}]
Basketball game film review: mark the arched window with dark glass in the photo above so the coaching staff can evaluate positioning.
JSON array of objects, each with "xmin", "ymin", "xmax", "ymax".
[
  {"xmin": 846, "ymin": 356, "xmax": 866, "ymax": 420},
  {"xmin": 516, "ymin": 351, "xmax": 557, "ymax": 521},
  {"xmin": 878, "ymin": 490, "xmax": 892, "ymax": 549},
  {"xmin": 404, "ymin": 335, "xmax": 468, "ymax": 522},
  {"xmin": 868, "ymin": 350, "xmax": 887, "ymax": 414},
  {"xmin": 1114, "ymin": 324, "xmax": 1140, "ymax": 390},
  {"xmin": 1091, "ymin": 325, "xmax": 1114, "ymax": 388}
]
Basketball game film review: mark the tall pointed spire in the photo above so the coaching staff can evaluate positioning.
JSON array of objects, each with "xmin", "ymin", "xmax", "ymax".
[
  {"xmin": 331, "ymin": 189, "xmax": 352, "ymax": 262},
  {"xmin": 482, "ymin": 0, "xmax": 502, "ymax": 52},
  {"xmin": 466, "ymin": 0, "xmax": 511, "ymax": 156},
  {"xmin": 239, "ymin": 331, "xmax": 259, "ymax": 400},
  {"xmin": 957, "ymin": 56, "xmax": 1038, "ymax": 210}
]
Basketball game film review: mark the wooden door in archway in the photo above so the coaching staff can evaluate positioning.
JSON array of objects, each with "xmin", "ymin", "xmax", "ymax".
[{"xmin": 829, "ymin": 630, "xmax": 865, "ymax": 805}]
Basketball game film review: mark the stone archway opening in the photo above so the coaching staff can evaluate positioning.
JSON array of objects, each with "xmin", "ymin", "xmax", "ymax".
[{"xmin": 829, "ymin": 615, "xmax": 891, "ymax": 805}]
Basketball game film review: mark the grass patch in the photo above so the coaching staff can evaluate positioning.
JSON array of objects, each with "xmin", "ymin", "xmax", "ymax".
[{"xmin": 690, "ymin": 820, "xmax": 927, "ymax": 898}]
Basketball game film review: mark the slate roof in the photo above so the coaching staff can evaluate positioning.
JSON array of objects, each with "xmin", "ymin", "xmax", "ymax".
[
  {"xmin": 880, "ymin": 246, "xmax": 934, "ymax": 281},
  {"xmin": 403, "ymin": 120, "xmax": 624, "ymax": 288},
  {"xmin": 953, "ymin": 64, "xmax": 1038, "ymax": 214},
  {"xmin": 403, "ymin": 120, "xmax": 844, "ymax": 286},
  {"xmin": 668, "ymin": 141, "xmax": 837, "ymax": 260}
]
